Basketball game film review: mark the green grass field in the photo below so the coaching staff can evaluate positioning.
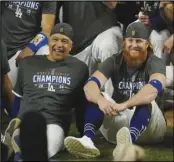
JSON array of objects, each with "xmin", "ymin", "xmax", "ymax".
[{"xmin": 53, "ymin": 124, "xmax": 174, "ymax": 161}]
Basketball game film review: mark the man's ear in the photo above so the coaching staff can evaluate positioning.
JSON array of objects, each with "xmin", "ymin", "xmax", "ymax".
[
  {"xmin": 69, "ymin": 41, "xmax": 73, "ymax": 51},
  {"xmin": 146, "ymin": 41, "xmax": 150, "ymax": 49}
]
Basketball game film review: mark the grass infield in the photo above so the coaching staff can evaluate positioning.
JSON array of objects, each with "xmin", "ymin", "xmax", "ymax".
[{"xmin": 53, "ymin": 123, "xmax": 173, "ymax": 161}]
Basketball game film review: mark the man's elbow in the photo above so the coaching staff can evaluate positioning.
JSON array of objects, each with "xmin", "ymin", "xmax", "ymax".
[
  {"xmin": 146, "ymin": 93, "xmax": 158, "ymax": 104},
  {"xmin": 144, "ymin": 86, "xmax": 159, "ymax": 104}
]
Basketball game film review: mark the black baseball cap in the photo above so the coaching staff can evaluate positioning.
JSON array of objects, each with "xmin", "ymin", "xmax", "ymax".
[
  {"xmin": 50, "ymin": 23, "xmax": 73, "ymax": 41},
  {"xmin": 125, "ymin": 22, "xmax": 149, "ymax": 40}
]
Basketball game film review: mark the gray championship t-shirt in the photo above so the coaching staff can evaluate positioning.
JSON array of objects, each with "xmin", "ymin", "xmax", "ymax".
[
  {"xmin": 2, "ymin": 1, "xmax": 56, "ymax": 59},
  {"xmin": 13, "ymin": 55, "xmax": 89, "ymax": 133},
  {"xmin": 99, "ymin": 52, "xmax": 166, "ymax": 108}
]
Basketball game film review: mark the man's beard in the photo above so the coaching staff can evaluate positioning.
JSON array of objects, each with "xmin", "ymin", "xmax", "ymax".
[{"xmin": 123, "ymin": 48, "xmax": 148, "ymax": 68}]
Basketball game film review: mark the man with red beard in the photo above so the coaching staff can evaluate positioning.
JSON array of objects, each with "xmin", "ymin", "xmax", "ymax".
[{"xmin": 64, "ymin": 22, "xmax": 166, "ymax": 161}]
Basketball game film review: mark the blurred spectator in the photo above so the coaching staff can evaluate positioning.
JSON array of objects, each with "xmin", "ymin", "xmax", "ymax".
[
  {"xmin": 114, "ymin": 1, "xmax": 142, "ymax": 33},
  {"xmin": 56, "ymin": 1, "xmax": 123, "ymax": 96},
  {"xmin": 20, "ymin": 112, "xmax": 48, "ymax": 161},
  {"xmin": 2, "ymin": 1, "xmax": 56, "ymax": 87},
  {"xmin": 138, "ymin": 1, "xmax": 173, "ymax": 64}
]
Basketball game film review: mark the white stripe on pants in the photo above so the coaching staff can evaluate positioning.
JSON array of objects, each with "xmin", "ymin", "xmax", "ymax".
[
  {"xmin": 47, "ymin": 124, "xmax": 65, "ymax": 158},
  {"xmin": 8, "ymin": 45, "xmax": 49, "ymax": 87},
  {"xmin": 99, "ymin": 92, "xmax": 166, "ymax": 145}
]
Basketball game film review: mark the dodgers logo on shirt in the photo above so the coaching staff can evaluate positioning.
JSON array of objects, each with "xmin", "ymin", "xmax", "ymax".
[
  {"xmin": 7, "ymin": 1, "xmax": 40, "ymax": 18},
  {"xmin": 32, "ymin": 71, "xmax": 72, "ymax": 92}
]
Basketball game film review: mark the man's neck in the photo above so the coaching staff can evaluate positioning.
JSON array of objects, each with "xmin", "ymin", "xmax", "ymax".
[{"xmin": 47, "ymin": 55, "xmax": 56, "ymax": 62}]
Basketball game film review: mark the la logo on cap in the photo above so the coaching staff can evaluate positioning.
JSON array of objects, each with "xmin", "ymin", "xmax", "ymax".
[
  {"xmin": 60, "ymin": 28, "xmax": 64, "ymax": 33},
  {"xmin": 132, "ymin": 29, "xmax": 136, "ymax": 36}
]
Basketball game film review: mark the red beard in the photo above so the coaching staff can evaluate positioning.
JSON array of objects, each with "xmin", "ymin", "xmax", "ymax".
[{"xmin": 123, "ymin": 48, "xmax": 148, "ymax": 67}]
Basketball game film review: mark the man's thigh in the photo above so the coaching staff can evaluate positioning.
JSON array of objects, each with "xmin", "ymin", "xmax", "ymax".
[
  {"xmin": 91, "ymin": 26, "xmax": 123, "ymax": 63},
  {"xmin": 8, "ymin": 51, "xmax": 21, "ymax": 87},
  {"xmin": 149, "ymin": 29, "xmax": 171, "ymax": 64},
  {"xmin": 73, "ymin": 45, "xmax": 92, "ymax": 67},
  {"xmin": 47, "ymin": 124, "xmax": 65, "ymax": 158}
]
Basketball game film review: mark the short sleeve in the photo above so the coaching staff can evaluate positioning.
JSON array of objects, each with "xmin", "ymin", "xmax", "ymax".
[
  {"xmin": 147, "ymin": 55, "xmax": 166, "ymax": 77},
  {"xmin": 98, "ymin": 56, "xmax": 115, "ymax": 79},
  {"xmin": 42, "ymin": 2, "xmax": 57, "ymax": 15},
  {"xmin": 82, "ymin": 64, "xmax": 89, "ymax": 85},
  {"xmin": 1, "ymin": 40, "xmax": 10, "ymax": 75},
  {"xmin": 12, "ymin": 62, "xmax": 24, "ymax": 98}
]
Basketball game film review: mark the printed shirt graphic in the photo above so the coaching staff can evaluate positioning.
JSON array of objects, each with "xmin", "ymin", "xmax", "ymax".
[
  {"xmin": 98, "ymin": 52, "xmax": 166, "ymax": 103},
  {"xmin": 13, "ymin": 56, "xmax": 89, "ymax": 123},
  {"xmin": 2, "ymin": 1, "xmax": 56, "ymax": 58}
]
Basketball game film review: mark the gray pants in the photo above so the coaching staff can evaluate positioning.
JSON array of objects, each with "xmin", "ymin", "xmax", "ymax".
[
  {"xmin": 74, "ymin": 26, "xmax": 123, "ymax": 96},
  {"xmin": 100, "ymin": 92, "xmax": 166, "ymax": 145}
]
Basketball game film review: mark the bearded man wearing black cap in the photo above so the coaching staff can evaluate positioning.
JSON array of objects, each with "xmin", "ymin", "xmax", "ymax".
[
  {"xmin": 3, "ymin": 23, "xmax": 89, "ymax": 161},
  {"xmin": 64, "ymin": 22, "xmax": 167, "ymax": 161}
]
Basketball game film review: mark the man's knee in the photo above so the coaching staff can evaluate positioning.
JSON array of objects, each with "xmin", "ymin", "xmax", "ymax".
[
  {"xmin": 47, "ymin": 124, "xmax": 64, "ymax": 158},
  {"xmin": 150, "ymin": 30, "xmax": 170, "ymax": 50},
  {"xmin": 92, "ymin": 27, "xmax": 123, "ymax": 62},
  {"xmin": 166, "ymin": 65, "xmax": 174, "ymax": 87},
  {"xmin": 150, "ymin": 30, "xmax": 170, "ymax": 63}
]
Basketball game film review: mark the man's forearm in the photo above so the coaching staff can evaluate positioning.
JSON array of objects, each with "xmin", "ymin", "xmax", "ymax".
[
  {"xmin": 124, "ymin": 84, "xmax": 158, "ymax": 108},
  {"xmin": 41, "ymin": 14, "xmax": 55, "ymax": 37},
  {"xmin": 84, "ymin": 81, "xmax": 104, "ymax": 104}
]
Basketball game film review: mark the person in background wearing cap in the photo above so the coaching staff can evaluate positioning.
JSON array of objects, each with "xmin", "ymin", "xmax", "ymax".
[
  {"xmin": 2, "ymin": 1, "xmax": 56, "ymax": 88},
  {"xmin": 136, "ymin": 1, "xmax": 174, "ymax": 109},
  {"xmin": 64, "ymin": 22, "xmax": 167, "ymax": 161},
  {"xmin": 3, "ymin": 23, "xmax": 89, "ymax": 161}
]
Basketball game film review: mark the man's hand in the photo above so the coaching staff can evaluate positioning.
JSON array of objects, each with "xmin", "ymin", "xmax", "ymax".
[
  {"xmin": 160, "ymin": 1, "xmax": 171, "ymax": 8},
  {"xmin": 163, "ymin": 34, "xmax": 174, "ymax": 54},
  {"xmin": 97, "ymin": 97, "xmax": 118, "ymax": 116},
  {"xmin": 15, "ymin": 47, "xmax": 34, "ymax": 66},
  {"xmin": 111, "ymin": 103, "xmax": 128, "ymax": 113}
]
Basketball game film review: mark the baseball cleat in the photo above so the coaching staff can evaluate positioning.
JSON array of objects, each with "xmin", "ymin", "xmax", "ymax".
[
  {"xmin": 3, "ymin": 118, "xmax": 21, "ymax": 159},
  {"xmin": 113, "ymin": 127, "xmax": 145, "ymax": 161},
  {"xmin": 64, "ymin": 135, "xmax": 100, "ymax": 158}
]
